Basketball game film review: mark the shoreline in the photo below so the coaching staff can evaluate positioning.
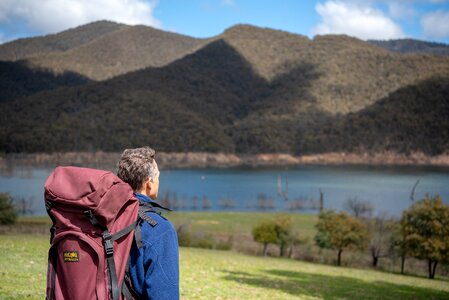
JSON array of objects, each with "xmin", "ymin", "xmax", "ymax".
[{"xmin": 1, "ymin": 151, "xmax": 449, "ymax": 169}]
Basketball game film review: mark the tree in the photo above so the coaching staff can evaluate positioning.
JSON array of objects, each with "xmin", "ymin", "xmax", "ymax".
[
  {"xmin": 401, "ymin": 195, "xmax": 449, "ymax": 279},
  {"xmin": 0, "ymin": 193, "xmax": 17, "ymax": 225},
  {"xmin": 274, "ymin": 215, "xmax": 293, "ymax": 257},
  {"xmin": 344, "ymin": 197, "xmax": 374, "ymax": 218},
  {"xmin": 315, "ymin": 211, "xmax": 369, "ymax": 266},
  {"xmin": 367, "ymin": 213, "xmax": 393, "ymax": 268},
  {"xmin": 13, "ymin": 196, "xmax": 35, "ymax": 215},
  {"xmin": 252, "ymin": 220, "xmax": 278, "ymax": 256},
  {"xmin": 389, "ymin": 221, "xmax": 408, "ymax": 274}
]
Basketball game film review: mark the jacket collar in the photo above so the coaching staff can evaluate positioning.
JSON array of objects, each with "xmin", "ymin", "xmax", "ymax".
[{"xmin": 134, "ymin": 192, "xmax": 153, "ymax": 203}]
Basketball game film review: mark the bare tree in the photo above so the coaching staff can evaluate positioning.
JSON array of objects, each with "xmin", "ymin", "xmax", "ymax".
[
  {"xmin": 219, "ymin": 198, "xmax": 236, "ymax": 209},
  {"xmin": 319, "ymin": 189, "xmax": 324, "ymax": 212},
  {"xmin": 256, "ymin": 193, "xmax": 275, "ymax": 210},
  {"xmin": 410, "ymin": 178, "xmax": 421, "ymax": 202},
  {"xmin": 277, "ymin": 175, "xmax": 288, "ymax": 201},
  {"xmin": 202, "ymin": 195, "xmax": 212, "ymax": 210},
  {"xmin": 389, "ymin": 220, "xmax": 408, "ymax": 275},
  {"xmin": 287, "ymin": 198, "xmax": 304, "ymax": 211},
  {"xmin": 344, "ymin": 197, "xmax": 373, "ymax": 218},
  {"xmin": 13, "ymin": 196, "xmax": 35, "ymax": 215},
  {"xmin": 368, "ymin": 212, "xmax": 392, "ymax": 268},
  {"xmin": 159, "ymin": 191, "xmax": 172, "ymax": 210},
  {"xmin": 191, "ymin": 196, "xmax": 198, "ymax": 210}
]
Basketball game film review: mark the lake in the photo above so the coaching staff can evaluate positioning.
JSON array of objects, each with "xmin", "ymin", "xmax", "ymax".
[{"xmin": 0, "ymin": 165, "xmax": 448, "ymax": 217}]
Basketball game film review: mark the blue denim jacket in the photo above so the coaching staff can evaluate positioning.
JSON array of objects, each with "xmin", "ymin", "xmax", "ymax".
[{"xmin": 129, "ymin": 193, "xmax": 179, "ymax": 299}]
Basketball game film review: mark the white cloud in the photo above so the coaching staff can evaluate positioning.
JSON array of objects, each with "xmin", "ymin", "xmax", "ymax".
[
  {"xmin": 387, "ymin": 2, "xmax": 417, "ymax": 20},
  {"xmin": 312, "ymin": 1, "xmax": 406, "ymax": 40},
  {"xmin": 0, "ymin": 0, "xmax": 161, "ymax": 35},
  {"xmin": 421, "ymin": 10, "xmax": 449, "ymax": 39}
]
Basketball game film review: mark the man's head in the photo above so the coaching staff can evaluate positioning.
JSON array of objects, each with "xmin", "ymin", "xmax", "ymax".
[{"xmin": 117, "ymin": 146, "xmax": 160, "ymax": 200}]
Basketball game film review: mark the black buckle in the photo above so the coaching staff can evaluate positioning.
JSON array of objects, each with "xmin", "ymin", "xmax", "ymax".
[
  {"xmin": 84, "ymin": 210, "xmax": 94, "ymax": 221},
  {"xmin": 45, "ymin": 201, "xmax": 53, "ymax": 211},
  {"xmin": 49, "ymin": 226, "xmax": 56, "ymax": 243},
  {"xmin": 103, "ymin": 232, "xmax": 114, "ymax": 256}
]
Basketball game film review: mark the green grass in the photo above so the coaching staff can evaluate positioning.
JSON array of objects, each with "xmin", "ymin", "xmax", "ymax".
[
  {"xmin": 18, "ymin": 211, "xmax": 318, "ymax": 237},
  {"xmin": 0, "ymin": 235, "xmax": 48, "ymax": 299},
  {"xmin": 1, "ymin": 234, "xmax": 448, "ymax": 299},
  {"xmin": 159, "ymin": 211, "xmax": 317, "ymax": 237}
]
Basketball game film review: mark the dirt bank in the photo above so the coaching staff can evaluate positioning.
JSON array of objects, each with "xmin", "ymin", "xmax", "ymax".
[{"xmin": 2, "ymin": 151, "xmax": 449, "ymax": 170}]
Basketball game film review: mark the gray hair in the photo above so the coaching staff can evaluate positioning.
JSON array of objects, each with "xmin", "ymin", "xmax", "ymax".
[{"xmin": 117, "ymin": 146, "xmax": 159, "ymax": 191}]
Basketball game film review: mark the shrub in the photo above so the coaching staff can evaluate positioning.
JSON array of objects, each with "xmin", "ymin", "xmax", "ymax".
[
  {"xmin": 216, "ymin": 237, "xmax": 233, "ymax": 251},
  {"xmin": 400, "ymin": 195, "xmax": 449, "ymax": 279},
  {"xmin": 275, "ymin": 215, "xmax": 294, "ymax": 257},
  {"xmin": 176, "ymin": 223, "xmax": 192, "ymax": 247},
  {"xmin": 252, "ymin": 220, "xmax": 278, "ymax": 256},
  {"xmin": 192, "ymin": 235, "xmax": 214, "ymax": 249},
  {"xmin": 0, "ymin": 193, "xmax": 17, "ymax": 225},
  {"xmin": 315, "ymin": 210, "xmax": 370, "ymax": 266}
]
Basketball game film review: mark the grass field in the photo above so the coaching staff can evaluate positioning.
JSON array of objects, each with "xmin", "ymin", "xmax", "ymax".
[
  {"xmin": 1, "ymin": 234, "xmax": 449, "ymax": 299},
  {"xmin": 16, "ymin": 212, "xmax": 318, "ymax": 237},
  {"xmin": 168, "ymin": 211, "xmax": 318, "ymax": 238}
]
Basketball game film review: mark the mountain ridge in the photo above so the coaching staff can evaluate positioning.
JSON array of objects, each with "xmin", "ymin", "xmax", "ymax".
[
  {"xmin": 0, "ymin": 20, "xmax": 129, "ymax": 61},
  {"xmin": 369, "ymin": 39, "xmax": 449, "ymax": 56},
  {"xmin": 0, "ymin": 21, "xmax": 448, "ymax": 155}
]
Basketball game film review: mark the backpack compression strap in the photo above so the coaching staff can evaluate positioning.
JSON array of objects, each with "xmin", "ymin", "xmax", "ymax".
[
  {"xmin": 45, "ymin": 201, "xmax": 56, "ymax": 244},
  {"xmin": 85, "ymin": 210, "xmax": 138, "ymax": 300}
]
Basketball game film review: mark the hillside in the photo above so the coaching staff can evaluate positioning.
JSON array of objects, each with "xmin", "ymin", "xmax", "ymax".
[
  {"xmin": 2, "ymin": 235, "xmax": 449, "ymax": 299},
  {"xmin": 27, "ymin": 25, "xmax": 208, "ymax": 80},
  {"xmin": 1, "ymin": 22, "xmax": 449, "ymax": 155},
  {"xmin": 304, "ymin": 78, "xmax": 449, "ymax": 155},
  {"xmin": 0, "ymin": 20, "xmax": 128, "ymax": 61},
  {"xmin": 0, "ymin": 61, "xmax": 90, "ymax": 103},
  {"xmin": 369, "ymin": 39, "xmax": 449, "ymax": 56}
]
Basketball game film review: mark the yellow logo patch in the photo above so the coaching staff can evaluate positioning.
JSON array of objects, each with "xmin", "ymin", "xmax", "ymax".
[{"xmin": 63, "ymin": 251, "xmax": 79, "ymax": 262}]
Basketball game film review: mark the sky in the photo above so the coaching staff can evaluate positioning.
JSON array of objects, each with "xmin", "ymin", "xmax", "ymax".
[{"xmin": 0, "ymin": 0, "xmax": 449, "ymax": 44}]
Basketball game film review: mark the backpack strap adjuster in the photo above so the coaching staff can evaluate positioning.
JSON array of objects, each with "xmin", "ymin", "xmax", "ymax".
[{"xmin": 103, "ymin": 232, "xmax": 114, "ymax": 256}]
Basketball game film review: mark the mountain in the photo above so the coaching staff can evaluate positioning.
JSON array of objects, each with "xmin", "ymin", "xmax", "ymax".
[
  {"xmin": 208, "ymin": 26, "xmax": 449, "ymax": 114},
  {"xmin": 26, "ymin": 25, "xmax": 208, "ymax": 80},
  {"xmin": 0, "ymin": 61, "xmax": 89, "ymax": 103},
  {"xmin": 1, "ymin": 22, "xmax": 449, "ymax": 155},
  {"xmin": 306, "ymin": 78, "xmax": 449, "ymax": 155},
  {"xmin": 0, "ymin": 21, "xmax": 128, "ymax": 61},
  {"xmin": 369, "ymin": 39, "xmax": 449, "ymax": 56}
]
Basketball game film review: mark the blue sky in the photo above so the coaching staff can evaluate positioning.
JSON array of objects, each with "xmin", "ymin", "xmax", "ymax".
[{"xmin": 0, "ymin": 0, "xmax": 449, "ymax": 44}]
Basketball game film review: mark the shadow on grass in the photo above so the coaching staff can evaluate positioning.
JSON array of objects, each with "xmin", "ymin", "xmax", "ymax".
[{"xmin": 222, "ymin": 269, "xmax": 449, "ymax": 300}]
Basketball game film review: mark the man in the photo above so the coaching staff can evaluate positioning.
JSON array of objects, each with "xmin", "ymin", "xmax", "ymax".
[{"xmin": 117, "ymin": 146, "xmax": 179, "ymax": 299}]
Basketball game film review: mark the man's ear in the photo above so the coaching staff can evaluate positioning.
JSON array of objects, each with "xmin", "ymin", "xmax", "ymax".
[
  {"xmin": 150, "ymin": 177, "xmax": 159, "ymax": 189},
  {"xmin": 146, "ymin": 178, "xmax": 152, "ymax": 191},
  {"xmin": 139, "ymin": 178, "xmax": 151, "ymax": 195}
]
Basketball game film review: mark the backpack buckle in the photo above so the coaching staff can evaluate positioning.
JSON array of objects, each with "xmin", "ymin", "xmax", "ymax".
[{"xmin": 103, "ymin": 232, "xmax": 114, "ymax": 256}]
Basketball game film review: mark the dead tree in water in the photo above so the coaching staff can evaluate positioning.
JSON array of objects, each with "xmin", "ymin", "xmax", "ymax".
[
  {"xmin": 410, "ymin": 178, "xmax": 421, "ymax": 202},
  {"xmin": 277, "ymin": 175, "xmax": 289, "ymax": 201},
  {"xmin": 319, "ymin": 189, "xmax": 324, "ymax": 212},
  {"xmin": 202, "ymin": 195, "xmax": 212, "ymax": 210},
  {"xmin": 13, "ymin": 196, "xmax": 35, "ymax": 215},
  {"xmin": 344, "ymin": 197, "xmax": 373, "ymax": 218},
  {"xmin": 191, "ymin": 196, "xmax": 198, "ymax": 210}
]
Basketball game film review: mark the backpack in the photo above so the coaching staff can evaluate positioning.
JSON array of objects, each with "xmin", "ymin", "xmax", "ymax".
[{"xmin": 44, "ymin": 166, "xmax": 163, "ymax": 300}]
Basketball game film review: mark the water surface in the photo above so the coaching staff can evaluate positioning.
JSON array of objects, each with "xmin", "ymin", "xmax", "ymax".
[{"xmin": 1, "ymin": 165, "xmax": 448, "ymax": 216}]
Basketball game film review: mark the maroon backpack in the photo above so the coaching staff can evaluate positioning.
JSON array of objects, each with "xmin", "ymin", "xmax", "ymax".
[{"xmin": 44, "ymin": 166, "xmax": 156, "ymax": 300}]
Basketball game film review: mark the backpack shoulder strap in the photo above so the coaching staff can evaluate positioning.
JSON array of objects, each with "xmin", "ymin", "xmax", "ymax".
[
  {"xmin": 134, "ymin": 199, "xmax": 172, "ymax": 248},
  {"xmin": 122, "ymin": 258, "xmax": 141, "ymax": 300}
]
